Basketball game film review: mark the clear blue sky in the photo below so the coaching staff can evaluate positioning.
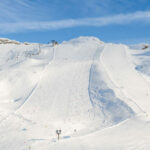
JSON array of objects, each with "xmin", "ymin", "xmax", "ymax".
[{"xmin": 0, "ymin": 0, "xmax": 150, "ymax": 44}]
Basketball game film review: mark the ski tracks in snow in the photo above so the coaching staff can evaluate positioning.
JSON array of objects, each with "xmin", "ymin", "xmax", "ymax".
[
  {"xmin": 15, "ymin": 46, "xmax": 55, "ymax": 112},
  {"xmin": 0, "ymin": 46, "xmax": 55, "ymax": 125}
]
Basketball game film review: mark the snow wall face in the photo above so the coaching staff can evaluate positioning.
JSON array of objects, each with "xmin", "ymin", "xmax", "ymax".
[{"xmin": 89, "ymin": 63, "xmax": 134, "ymax": 125}]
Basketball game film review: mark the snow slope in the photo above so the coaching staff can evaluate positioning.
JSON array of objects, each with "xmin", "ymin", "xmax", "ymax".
[{"xmin": 0, "ymin": 37, "xmax": 150, "ymax": 150}]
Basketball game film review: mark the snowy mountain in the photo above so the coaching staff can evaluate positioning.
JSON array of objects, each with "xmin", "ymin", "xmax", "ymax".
[{"xmin": 0, "ymin": 37, "xmax": 150, "ymax": 150}]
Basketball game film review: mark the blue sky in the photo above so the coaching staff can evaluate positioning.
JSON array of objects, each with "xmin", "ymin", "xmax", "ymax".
[{"xmin": 0, "ymin": 0, "xmax": 150, "ymax": 44}]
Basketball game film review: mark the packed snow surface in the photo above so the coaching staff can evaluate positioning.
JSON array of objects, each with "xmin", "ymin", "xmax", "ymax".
[{"xmin": 0, "ymin": 37, "xmax": 150, "ymax": 150}]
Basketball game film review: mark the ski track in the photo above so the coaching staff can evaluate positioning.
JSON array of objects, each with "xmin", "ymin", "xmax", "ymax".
[
  {"xmin": 16, "ymin": 47, "xmax": 55, "ymax": 112},
  {"xmin": 0, "ymin": 46, "xmax": 55, "ymax": 125}
]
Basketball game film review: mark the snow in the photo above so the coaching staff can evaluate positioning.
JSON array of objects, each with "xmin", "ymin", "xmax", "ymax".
[{"xmin": 0, "ymin": 37, "xmax": 150, "ymax": 150}]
